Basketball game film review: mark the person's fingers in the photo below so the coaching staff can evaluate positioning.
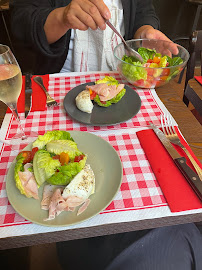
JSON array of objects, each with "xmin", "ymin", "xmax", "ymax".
[
  {"xmin": 141, "ymin": 29, "xmax": 179, "ymax": 56},
  {"xmin": 89, "ymin": 0, "xmax": 111, "ymax": 20},
  {"xmin": 63, "ymin": 0, "xmax": 110, "ymax": 30}
]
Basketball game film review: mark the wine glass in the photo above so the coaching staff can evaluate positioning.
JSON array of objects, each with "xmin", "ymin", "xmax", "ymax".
[{"xmin": 0, "ymin": 44, "xmax": 38, "ymax": 150}]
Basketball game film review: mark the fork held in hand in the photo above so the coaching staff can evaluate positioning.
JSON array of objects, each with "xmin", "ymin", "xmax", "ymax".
[
  {"xmin": 33, "ymin": 76, "xmax": 59, "ymax": 107},
  {"xmin": 161, "ymin": 114, "xmax": 202, "ymax": 181}
]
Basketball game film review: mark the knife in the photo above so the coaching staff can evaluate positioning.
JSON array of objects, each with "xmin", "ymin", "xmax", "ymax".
[
  {"xmin": 24, "ymin": 73, "xmax": 32, "ymax": 118},
  {"xmin": 149, "ymin": 122, "xmax": 202, "ymax": 201}
]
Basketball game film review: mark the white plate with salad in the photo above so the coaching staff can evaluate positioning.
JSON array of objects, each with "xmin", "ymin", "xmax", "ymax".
[
  {"xmin": 63, "ymin": 76, "xmax": 141, "ymax": 126},
  {"xmin": 6, "ymin": 130, "xmax": 123, "ymax": 227}
]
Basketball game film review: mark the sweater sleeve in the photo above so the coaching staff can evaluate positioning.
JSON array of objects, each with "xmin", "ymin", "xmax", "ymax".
[
  {"xmin": 133, "ymin": 0, "xmax": 160, "ymax": 34},
  {"xmin": 10, "ymin": 0, "xmax": 69, "ymax": 57}
]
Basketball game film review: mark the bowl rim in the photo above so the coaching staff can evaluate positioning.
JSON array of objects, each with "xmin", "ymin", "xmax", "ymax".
[{"xmin": 113, "ymin": 38, "xmax": 190, "ymax": 69}]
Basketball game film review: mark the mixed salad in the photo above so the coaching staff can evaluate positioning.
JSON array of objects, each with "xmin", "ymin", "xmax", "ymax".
[
  {"xmin": 120, "ymin": 47, "xmax": 184, "ymax": 88},
  {"xmin": 15, "ymin": 130, "xmax": 87, "ymax": 198}
]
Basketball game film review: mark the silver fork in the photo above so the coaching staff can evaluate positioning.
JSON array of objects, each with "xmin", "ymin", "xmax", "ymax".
[
  {"xmin": 33, "ymin": 76, "xmax": 59, "ymax": 107},
  {"xmin": 161, "ymin": 114, "xmax": 202, "ymax": 181}
]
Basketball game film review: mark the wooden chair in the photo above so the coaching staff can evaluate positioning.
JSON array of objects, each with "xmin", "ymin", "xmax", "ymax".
[{"xmin": 183, "ymin": 30, "xmax": 202, "ymax": 116}]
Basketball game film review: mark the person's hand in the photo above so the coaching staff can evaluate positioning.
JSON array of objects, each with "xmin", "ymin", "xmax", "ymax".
[
  {"xmin": 134, "ymin": 25, "xmax": 179, "ymax": 56},
  {"xmin": 63, "ymin": 0, "xmax": 111, "ymax": 31}
]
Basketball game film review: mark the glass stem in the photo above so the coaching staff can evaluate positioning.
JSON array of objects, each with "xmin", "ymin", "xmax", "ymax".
[{"xmin": 8, "ymin": 103, "xmax": 27, "ymax": 140}]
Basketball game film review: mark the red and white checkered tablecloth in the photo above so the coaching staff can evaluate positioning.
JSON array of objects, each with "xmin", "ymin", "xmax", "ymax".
[{"xmin": 0, "ymin": 72, "xmax": 173, "ymax": 231}]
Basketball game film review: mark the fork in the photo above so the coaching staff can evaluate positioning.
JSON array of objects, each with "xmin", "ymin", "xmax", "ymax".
[
  {"xmin": 161, "ymin": 114, "xmax": 202, "ymax": 181},
  {"xmin": 33, "ymin": 76, "xmax": 59, "ymax": 107}
]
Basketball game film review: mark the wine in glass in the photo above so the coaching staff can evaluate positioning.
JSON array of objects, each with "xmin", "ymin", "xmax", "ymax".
[{"xmin": 0, "ymin": 44, "xmax": 37, "ymax": 149}]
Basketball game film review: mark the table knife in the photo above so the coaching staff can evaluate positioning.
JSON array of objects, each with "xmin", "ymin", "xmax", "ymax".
[
  {"xmin": 149, "ymin": 122, "xmax": 202, "ymax": 201},
  {"xmin": 24, "ymin": 73, "xmax": 32, "ymax": 118}
]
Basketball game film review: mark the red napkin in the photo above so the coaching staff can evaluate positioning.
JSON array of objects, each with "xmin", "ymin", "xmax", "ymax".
[
  {"xmin": 137, "ymin": 128, "xmax": 202, "ymax": 212},
  {"xmin": 7, "ymin": 74, "xmax": 49, "ymax": 113},
  {"xmin": 194, "ymin": 76, "xmax": 202, "ymax": 86}
]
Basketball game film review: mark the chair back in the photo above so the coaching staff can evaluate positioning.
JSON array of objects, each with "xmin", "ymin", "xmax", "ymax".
[{"xmin": 184, "ymin": 30, "xmax": 202, "ymax": 89}]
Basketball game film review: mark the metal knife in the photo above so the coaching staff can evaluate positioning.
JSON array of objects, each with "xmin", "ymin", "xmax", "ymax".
[
  {"xmin": 149, "ymin": 122, "xmax": 202, "ymax": 201},
  {"xmin": 24, "ymin": 73, "xmax": 32, "ymax": 118}
]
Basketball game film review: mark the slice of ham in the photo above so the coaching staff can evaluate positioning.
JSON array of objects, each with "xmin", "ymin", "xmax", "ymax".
[
  {"xmin": 77, "ymin": 199, "xmax": 91, "ymax": 216},
  {"xmin": 18, "ymin": 170, "xmax": 39, "ymax": 200},
  {"xmin": 41, "ymin": 184, "xmax": 56, "ymax": 210},
  {"xmin": 86, "ymin": 83, "xmax": 124, "ymax": 102},
  {"xmin": 44, "ymin": 187, "xmax": 67, "ymax": 221}
]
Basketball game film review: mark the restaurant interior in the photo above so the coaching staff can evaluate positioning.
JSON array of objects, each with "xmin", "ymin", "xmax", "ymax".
[{"xmin": 0, "ymin": 0, "xmax": 202, "ymax": 269}]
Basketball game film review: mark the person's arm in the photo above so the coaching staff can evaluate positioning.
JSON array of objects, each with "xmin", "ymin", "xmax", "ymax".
[
  {"xmin": 133, "ymin": 0, "xmax": 160, "ymax": 35},
  {"xmin": 10, "ymin": 0, "xmax": 66, "ymax": 57}
]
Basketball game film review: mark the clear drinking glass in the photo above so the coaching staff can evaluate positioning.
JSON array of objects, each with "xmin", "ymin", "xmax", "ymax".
[{"xmin": 0, "ymin": 44, "xmax": 37, "ymax": 149}]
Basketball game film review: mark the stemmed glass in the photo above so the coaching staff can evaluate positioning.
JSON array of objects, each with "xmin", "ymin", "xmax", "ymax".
[{"xmin": 0, "ymin": 44, "xmax": 38, "ymax": 149}]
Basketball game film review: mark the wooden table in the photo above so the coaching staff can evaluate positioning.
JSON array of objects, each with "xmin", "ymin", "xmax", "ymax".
[{"xmin": 0, "ymin": 73, "xmax": 202, "ymax": 250}]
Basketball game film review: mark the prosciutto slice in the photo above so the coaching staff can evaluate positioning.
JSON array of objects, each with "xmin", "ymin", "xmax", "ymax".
[
  {"xmin": 86, "ymin": 83, "xmax": 124, "ymax": 101},
  {"xmin": 18, "ymin": 165, "xmax": 39, "ymax": 200}
]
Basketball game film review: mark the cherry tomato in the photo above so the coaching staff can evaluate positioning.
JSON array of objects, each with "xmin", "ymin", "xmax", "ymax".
[
  {"xmin": 147, "ymin": 68, "xmax": 154, "ymax": 76},
  {"xmin": 161, "ymin": 68, "xmax": 170, "ymax": 76},
  {"xmin": 74, "ymin": 154, "xmax": 85, "ymax": 162},
  {"xmin": 135, "ymin": 79, "xmax": 144, "ymax": 87},
  {"xmin": 90, "ymin": 91, "xmax": 97, "ymax": 100},
  {"xmin": 52, "ymin": 155, "xmax": 60, "ymax": 160},
  {"xmin": 147, "ymin": 59, "xmax": 153, "ymax": 63},
  {"xmin": 161, "ymin": 76, "xmax": 169, "ymax": 81},
  {"xmin": 100, "ymin": 100, "xmax": 106, "ymax": 104},
  {"xmin": 31, "ymin": 147, "xmax": 38, "ymax": 160},
  {"xmin": 59, "ymin": 152, "xmax": 70, "ymax": 165},
  {"xmin": 20, "ymin": 151, "xmax": 32, "ymax": 164},
  {"xmin": 153, "ymin": 56, "xmax": 161, "ymax": 64}
]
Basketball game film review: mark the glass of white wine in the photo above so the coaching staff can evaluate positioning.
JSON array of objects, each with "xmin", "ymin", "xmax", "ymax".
[{"xmin": 0, "ymin": 44, "xmax": 38, "ymax": 149}]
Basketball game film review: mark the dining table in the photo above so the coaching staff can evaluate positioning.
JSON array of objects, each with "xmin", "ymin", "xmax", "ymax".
[{"xmin": 0, "ymin": 70, "xmax": 202, "ymax": 251}]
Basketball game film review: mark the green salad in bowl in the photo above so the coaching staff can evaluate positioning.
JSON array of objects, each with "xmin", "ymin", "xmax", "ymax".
[{"xmin": 114, "ymin": 39, "xmax": 189, "ymax": 88}]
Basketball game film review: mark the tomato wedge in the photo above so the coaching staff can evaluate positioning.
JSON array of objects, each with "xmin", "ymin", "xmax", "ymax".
[
  {"xmin": 31, "ymin": 147, "xmax": 38, "ymax": 160},
  {"xmin": 74, "ymin": 154, "xmax": 85, "ymax": 162},
  {"xmin": 90, "ymin": 91, "xmax": 97, "ymax": 100},
  {"xmin": 20, "ymin": 151, "xmax": 32, "ymax": 164}
]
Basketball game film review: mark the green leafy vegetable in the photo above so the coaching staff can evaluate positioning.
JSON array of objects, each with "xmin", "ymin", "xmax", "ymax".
[
  {"xmin": 96, "ymin": 76, "xmax": 118, "ymax": 85},
  {"xmin": 14, "ymin": 154, "xmax": 27, "ymax": 196},
  {"xmin": 138, "ymin": 47, "xmax": 156, "ymax": 62},
  {"xmin": 33, "ymin": 149, "xmax": 61, "ymax": 186},
  {"xmin": 32, "ymin": 130, "xmax": 74, "ymax": 149},
  {"xmin": 47, "ymin": 156, "xmax": 87, "ymax": 185},
  {"xmin": 46, "ymin": 140, "xmax": 83, "ymax": 160}
]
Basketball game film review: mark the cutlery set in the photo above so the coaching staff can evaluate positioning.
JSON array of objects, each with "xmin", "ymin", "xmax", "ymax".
[
  {"xmin": 150, "ymin": 115, "xmax": 202, "ymax": 202},
  {"xmin": 24, "ymin": 74, "xmax": 59, "ymax": 118}
]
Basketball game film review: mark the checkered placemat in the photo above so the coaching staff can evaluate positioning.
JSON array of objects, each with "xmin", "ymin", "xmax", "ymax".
[
  {"xmin": 0, "ymin": 128, "xmax": 167, "ymax": 227},
  {"xmin": 0, "ymin": 72, "xmax": 169, "ymax": 228}
]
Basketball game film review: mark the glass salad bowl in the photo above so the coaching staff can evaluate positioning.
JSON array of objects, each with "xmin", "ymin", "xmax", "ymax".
[{"xmin": 113, "ymin": 39, "xmax": 190, "ymax": 89}]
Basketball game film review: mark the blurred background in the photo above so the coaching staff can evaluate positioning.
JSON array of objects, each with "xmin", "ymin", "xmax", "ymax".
[{"xmin": 1, "ymin": 0, "xmax": 202, "ymax": 74}]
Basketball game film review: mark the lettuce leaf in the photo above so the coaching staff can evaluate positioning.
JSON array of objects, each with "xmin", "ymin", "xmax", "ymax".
[
  {"xmin": 32, "ymin": 130, "xmax": 74, "ymax": 149},
  {"xmin": 33, "ymin": 149, "xmax": 61, "ymax": 186},
  {"xmin": 46, "ymin": 140, "xmax": 83, "ymax": 160},
  {"xmin": 138, "ymin": 47, "xmax": 156, "ymax": 62},
  {"xmin": 95, "ymin": 76, "xmax": 118, "ymax": 86},
  {"xmin": 14, "ymin": 153, "xmax": 28, "ymax": 197},
  {"xmin": 121, "ymin": 62, "xmax": 147, "ymax": 81},
  {"xmin": 47, "ymin": 156, "xmax": 87, "ymax": 185}
]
